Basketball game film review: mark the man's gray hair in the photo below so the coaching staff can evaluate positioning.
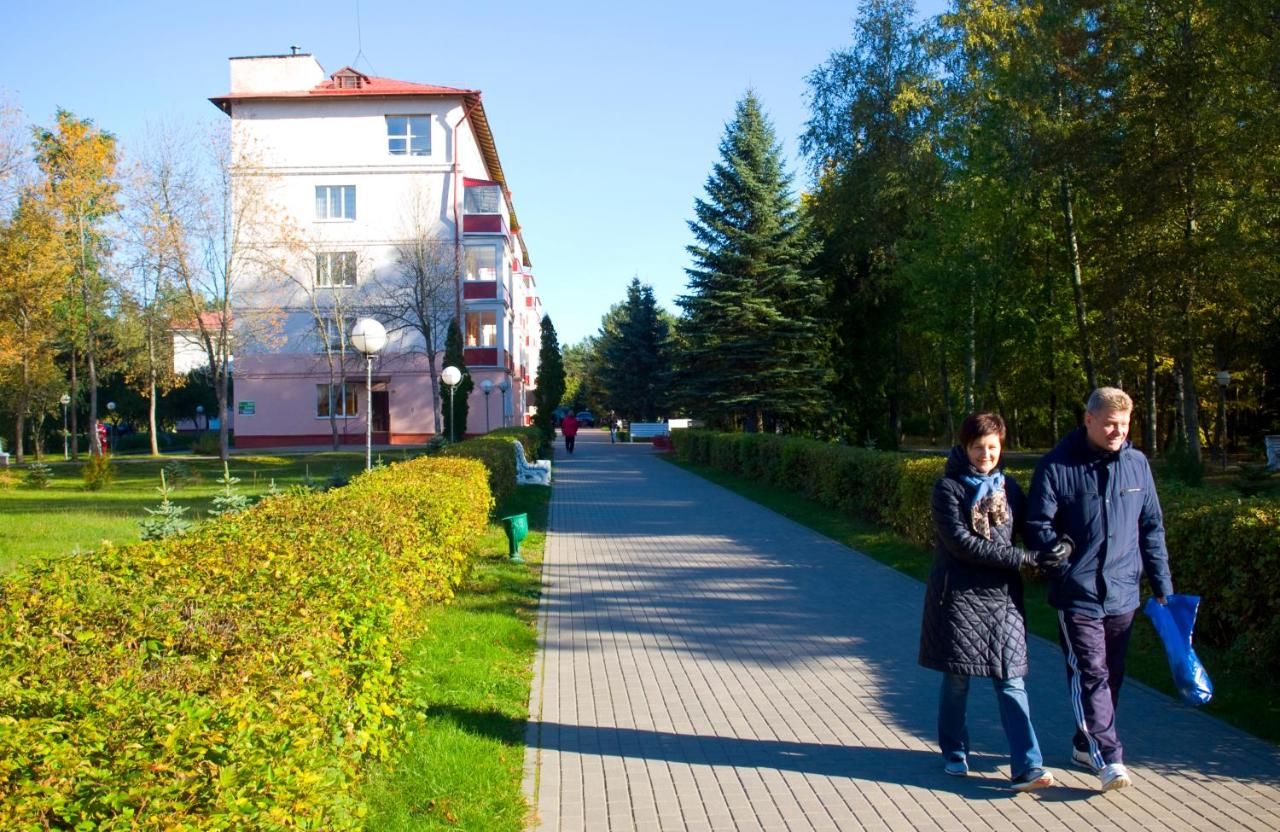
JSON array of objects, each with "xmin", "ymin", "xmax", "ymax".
[{"xmin": 1087, "ymin": 387, "xmax": 1134, "ymax": 413}]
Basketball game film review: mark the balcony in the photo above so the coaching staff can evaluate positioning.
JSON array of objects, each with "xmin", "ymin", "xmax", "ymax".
[{"xmin": 463, "ymin": 181, "xmax": 507, "ymax": 236}]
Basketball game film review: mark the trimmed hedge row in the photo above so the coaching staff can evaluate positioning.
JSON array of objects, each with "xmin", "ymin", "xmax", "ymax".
[
  {"xmin": 0, "ymin": 455, "xmax": 493, "ymax": 830},
  {"xmin": 674, "ymin": 429, "xmax": 1280, "ymax": 668}
]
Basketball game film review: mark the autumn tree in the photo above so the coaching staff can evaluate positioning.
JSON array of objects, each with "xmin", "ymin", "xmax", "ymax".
[{"xmin": 34, "ymin": 109, "xmax": 120, "ymax": 456}]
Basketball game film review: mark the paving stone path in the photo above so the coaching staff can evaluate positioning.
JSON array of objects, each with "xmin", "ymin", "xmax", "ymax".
[{"xmin": 522, "ymin": 429, "xmax": 1280, "ymax": 831}]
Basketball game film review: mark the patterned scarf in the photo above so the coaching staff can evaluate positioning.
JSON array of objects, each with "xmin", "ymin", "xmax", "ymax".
[{"xmin": 961, "ymin": 470, "xmax": 1009, "ymax": 540}]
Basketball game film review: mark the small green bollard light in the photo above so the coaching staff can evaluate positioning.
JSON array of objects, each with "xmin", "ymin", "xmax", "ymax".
[{"xmin": 501, "ymin": 512, "xmax": 528, "ymax": 563}]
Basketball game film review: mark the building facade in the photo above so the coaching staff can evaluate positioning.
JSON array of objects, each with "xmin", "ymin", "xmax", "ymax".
[{"xmin": 212, "ymin": 53, "xmax": 541, "ymax": 447}]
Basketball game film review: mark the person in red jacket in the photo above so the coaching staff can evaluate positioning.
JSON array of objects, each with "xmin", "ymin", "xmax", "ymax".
[
  {"xmin": 95, "ymin": 420, "xmax": 108, "ymax": 455},
  {"xmin": 560, "ymin": 412, "xmax": 579, "ymax": 454}
]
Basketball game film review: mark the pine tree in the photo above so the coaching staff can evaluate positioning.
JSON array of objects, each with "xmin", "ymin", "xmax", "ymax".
[
  {"xmin": 439, "ymin": 318, "xmax": 472, "ymax": 441},
  {"xmin": 533, "ymin": 315, "xmax": 565, "ymax": 446},
  {"xmin": 139, "ymin": 470, "xmax": 191, "ymax": 540},
  {"xmin": 599, "ymin": 278, "xmax": 671, "ymax": 421},
  {"xmin": 207, "ymin": 461, "xmax": 251, "ymax": 517},
  {"xmin": 677, "ymin": 92, "xmax": 829, "ymax": 432}
]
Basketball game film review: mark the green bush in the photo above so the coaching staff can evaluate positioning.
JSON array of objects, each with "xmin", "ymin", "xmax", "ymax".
[
  {"xmin": 675, "ymin": 429, "xmax": 1280, "ymax": 667},
  {"xmin": 190, "ymin": 432, "xmax": 222, "ymax": 456},
  {"xmin": 23, "ymin": 462, "xmax": 53, "ymax": 489},
  {"xmin": 443, "ymin": 436, "xmax": 519, "ymax": 505},
  {"xmin": 81, "ymin": 453, "xmax": 115, "ymax": 491},
  {"xmin": 0, "ymin": 455, "xmax": 493, "ymax": 829}
]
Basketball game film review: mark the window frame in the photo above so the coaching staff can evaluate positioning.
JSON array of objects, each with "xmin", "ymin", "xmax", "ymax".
[
  {"xmin": 463, "ymin": 244, "xmax": 501, "ymax": 282},
  {"xmin": 465, "ymin": 309, "xmax": 499, "ymax": 348},
  {"xmin": 317, "ymin": 315, "xmax": 356, "ymax": 354},
  {"xmin": 315, "ymin": 185, "xmax": 357, "ymax": 221},
  {"xmin": 463, "ymin": 184, "xmax": 502, "ymax": 215},
  {"xmin": 316, "ymin": 382, "xmax": 359, "ymax": 419},
  {"xmin": 315, "ymin": 251, "xmax": 357, "ymax": 288},
  {"xmin": 386, "ymin": 114, "xmax": 432, "ymax": 157}
]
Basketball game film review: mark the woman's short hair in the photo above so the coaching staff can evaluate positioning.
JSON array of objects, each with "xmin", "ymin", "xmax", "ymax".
[
  {"xmin": 958, "ymin": 412, "xmax": 1007, "ymax": 448},
  {"xmin": 1086, "ymin": 387, "xmax": 1133, "ymax": 414}
]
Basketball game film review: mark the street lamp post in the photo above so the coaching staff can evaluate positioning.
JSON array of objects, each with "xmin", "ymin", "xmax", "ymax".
[
  {"xmin": 195, "ymin": 404, "xmax": 205, "ymax": 433},
  {"xmin": 442, "ymin": 365, "xmax": 462, "ymax": 442},
  {"xmin": 60, "ymin": 394, "xmax": 71, "ymax": 460},
  {"xmin": 481, "ymin": 379, "xmax": 493, "ymax": 433},
  {"xmin": 350, "ymin": 318, "xmax": 388, "ymax": 472},
  {"xmin": 1215, "ymin": 369, "xmax": 1231, "ymax": 469},
  {"xmin": 499, "ymin": 378, "xmax": 511, "ymax": 428},
  {"xmin": 106, "ymin": 401, "xmax": 117, "ymax": 453}
]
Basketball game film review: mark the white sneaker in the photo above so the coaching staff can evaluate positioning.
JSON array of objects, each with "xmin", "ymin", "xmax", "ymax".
[{"xmin": 1100, "ymin": 762, "xmax": 1132, "ymax": 792}]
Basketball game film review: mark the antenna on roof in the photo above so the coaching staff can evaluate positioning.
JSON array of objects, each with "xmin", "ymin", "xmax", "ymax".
[
  {"xmin": 290, "ymin": 45, "xmax": 301, "ymax": 56},
  {"xmin": 351, "ymin": 0, "xmax": 377, "ymax": 74}
]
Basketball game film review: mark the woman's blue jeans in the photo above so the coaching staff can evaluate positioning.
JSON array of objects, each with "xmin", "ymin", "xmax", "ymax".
[{"xmin": 938, "ymin": 672, "xmax": 1044, "ymax": 778}]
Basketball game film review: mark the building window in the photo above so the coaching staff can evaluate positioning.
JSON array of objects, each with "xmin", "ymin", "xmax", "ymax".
[
  {"xmin": 316, "ymin": 251, "xmax": 356, "ymax": 288},
  {"xmin": 316, "ymin": 383, "xmax": 358, "ymax": 418},
  {"xmin": 315, "ymin": 185, "xmax": 356, "ymax": 220},
  {"xmin": 318, "ymin": 316, "xmax": 355, "ymax": 353},
  {"xmin": 386, "ymin": 115, "xmax": 431, "ymax": 156},
  {"xmin": 464, "ymin": 185, "xmax": 501, "ymax": 214},
  {"xmin": 464, "ymin": 245, "xmax": 499, "ymax": 282},
  {"xmin": 465, "ymin": 310, "xmax": 498, "ymax": 348}
]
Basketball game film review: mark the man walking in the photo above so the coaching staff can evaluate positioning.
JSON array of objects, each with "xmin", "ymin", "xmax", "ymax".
[{"xmin": 1026, "ymin": 387, "xmax": 1174, "ymax": 793}]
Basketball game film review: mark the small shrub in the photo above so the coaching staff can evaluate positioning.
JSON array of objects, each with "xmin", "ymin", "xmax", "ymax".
[
  {"xmin": 208, "ymin": 462, "xmax": 252, "ymax": 517},
  {"xmin": 81, "ymin": 454, "xmax": 115, "ymax": 491},
  {"xmin": 161, "ymin": 458, "xmax": 195, "ymax": 489},
  {"xmin": 1160, "ymin": 434, "xmax": 1204, "ymax": 486},
  {"xmin": 190, "ymin": 432, "xmax": 221, "ymax": 456},
  {"xmin": 23, "ymin": 462, "xmax": 54, "ymax": 489},
  {"xmin": 326, "ymin": 464, "xmax": 350, "ymax": 490},
  {"xmin": 424, "ymin": 435, "xmax": 450, "ymax": 455},
  {"xmin": 139, "ymin": 470, "xmax": 192, "ymax": 540},
  {"xmin": 0, "ymin": 470, "xmax": 17, "ymax": 490}
]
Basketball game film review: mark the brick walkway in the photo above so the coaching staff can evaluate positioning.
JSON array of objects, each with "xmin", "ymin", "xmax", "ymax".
[{"xmin": 522, "ymin": 430, "xmax": 1280, "ymax": 831}]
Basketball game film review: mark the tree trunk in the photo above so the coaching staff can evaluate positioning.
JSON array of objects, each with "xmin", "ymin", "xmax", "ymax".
[
  {"xmin": 148, "ymin": 327, "xmax": 161, "ymax": 457},
  {"xmin": 15, "ymin": 354, "xmax": 29, "ymax": 464},
  {"xmin": 1105, "ymin": 308, "xmax": 1122, "ymax": 389},
  {"xmin": 939, "ymin": 351, "xmax": 955, "ymax": 446},
  {"xmin": 1143, "ymin": 342, "xmax": 1158, "ymax": 457},
  {"xmin": 1178, "ymin": 349, "xmax": 1202, "ymax": 463},
  {"xmin": 1059, "ymin": 171, "xmax": 1097, "ymax": 395},
  {"xmin": 70, "ymin": 348, "xmax": 79, "ymax": 461},
  {"xmin": 963, "ymin": 272, "xmax": 976, "ymax": 413},
  {"xmin": 217, "ymin": 357, "xmax": 231, "ymax": 463}
]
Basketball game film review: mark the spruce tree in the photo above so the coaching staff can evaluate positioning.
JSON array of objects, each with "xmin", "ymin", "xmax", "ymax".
[
  {"xmin": 533, "ymin": 315, "xmax": 565, "ymax": 446},
  {"xmin": 677, "ymin": 91, "xmax": 830, "ymax": 432},
  {"xmin": 439, "ymin": 318, "xmax": 473, "ymax": 441},
  {"xmin": 599, "ymin": 278, "xmax": 671, "ymax": 421}
]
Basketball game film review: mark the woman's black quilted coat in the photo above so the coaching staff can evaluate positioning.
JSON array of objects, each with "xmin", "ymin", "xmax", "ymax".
[{"xmin": 918, "ymin": 446, "xmax": 1032, "ymax": 679}]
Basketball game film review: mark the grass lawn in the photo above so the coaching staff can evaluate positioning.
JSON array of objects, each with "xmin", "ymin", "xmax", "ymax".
[
  {"xmin": 362, "ymin": 484, "xmax": 549, "ymax": 831},
  {"xmin": 0, "ymin": 451, "xmax": 380, "ymax": 572},
  {"xmin": 669, "ymin": 458, "xmax": 1280, "ymax": 746}
]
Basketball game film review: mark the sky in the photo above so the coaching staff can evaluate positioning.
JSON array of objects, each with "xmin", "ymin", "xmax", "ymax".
[{"xmin": 3, "ymin": 0, "xmax": 946, "ymax": 346}]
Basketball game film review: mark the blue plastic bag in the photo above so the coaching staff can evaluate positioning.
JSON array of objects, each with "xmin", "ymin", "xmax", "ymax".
[{"xmin": 1143, "ymin": 594, "xmax": 1213, "ymax": 706}]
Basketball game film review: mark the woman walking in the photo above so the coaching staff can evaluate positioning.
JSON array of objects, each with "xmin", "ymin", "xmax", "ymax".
[{"xmin": 919, "ymin": 412, "xmax": 1067, "ymax": 791}]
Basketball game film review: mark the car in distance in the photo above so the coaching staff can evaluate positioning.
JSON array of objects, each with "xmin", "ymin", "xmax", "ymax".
[{"xmin": 575, "ymin": 411, "xmax": 596, "ymax": 427}]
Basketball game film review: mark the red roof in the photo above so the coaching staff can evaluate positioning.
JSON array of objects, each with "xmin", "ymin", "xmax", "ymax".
[{"xmin": 210, "ymin": 66, "xmax": 476, "ymax": 106}]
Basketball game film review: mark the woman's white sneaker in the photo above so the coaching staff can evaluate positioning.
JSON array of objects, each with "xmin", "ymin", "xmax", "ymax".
[{"xmin": 1100, "ymin": 762, "xmax": 1132, "ymax": 791}]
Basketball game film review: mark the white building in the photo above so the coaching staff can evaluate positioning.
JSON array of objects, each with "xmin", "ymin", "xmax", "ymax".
[{"xmin": 211, "ymin": 53, "xmax": 541, "ymax": 447}]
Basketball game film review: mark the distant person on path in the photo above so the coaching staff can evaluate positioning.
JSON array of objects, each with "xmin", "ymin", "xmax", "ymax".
[
  {"xmin": 609, "ymin": 413, "xmax": 618, "ymax": 444},
  {"xmin": 919, "ymin": 412, "xmax": 1066, "ymax": 792},
  {"xmin": 561, "ymin": 411, "xmax": 579, "ymax": 454},
  {"xmin": 1026, "ymin": 387, "xmax": 1174, "ymax": 793},
  {"xmin": 95, "ymin": 420, "xmax": 108, "ymax": 455}
]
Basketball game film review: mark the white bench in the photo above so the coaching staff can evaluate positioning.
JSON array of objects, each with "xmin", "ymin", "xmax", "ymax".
[
  {"xmin": 512, "ymin": 439, "xmax": 551, "ymax": 486},
  {"xmin": 628, "ymin": 422, "xmax": 669, "ymax": 442}
]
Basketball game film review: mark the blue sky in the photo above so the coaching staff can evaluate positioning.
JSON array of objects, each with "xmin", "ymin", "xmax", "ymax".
[{"xmin": 4, "ymin": 0, "xmax": 945, "ymax": 346}]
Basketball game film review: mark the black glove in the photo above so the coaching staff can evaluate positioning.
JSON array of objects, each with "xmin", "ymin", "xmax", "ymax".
[{"xmin": 1021, "ymin": 539, "xmax": 1071, "ymax": 570}]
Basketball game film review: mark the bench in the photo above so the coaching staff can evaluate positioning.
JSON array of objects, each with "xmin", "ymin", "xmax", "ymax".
[
  {"xmin": 628, "ymin": 422, "xmax": 669, "ymax": 442},
  {"xmin": 512, "ymin": 439, "xmax": 551, "ymax": 486}
]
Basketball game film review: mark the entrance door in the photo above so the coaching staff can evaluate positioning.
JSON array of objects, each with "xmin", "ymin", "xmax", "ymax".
[{"xmin": 371, "ymin": 390, "xmax": 390, "ymax": 435}]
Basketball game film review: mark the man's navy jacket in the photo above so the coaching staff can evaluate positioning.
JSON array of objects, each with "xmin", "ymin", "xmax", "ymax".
[{"xmin": 1026, "ymin": 428, "xmax": 1174, "ymax": 617}]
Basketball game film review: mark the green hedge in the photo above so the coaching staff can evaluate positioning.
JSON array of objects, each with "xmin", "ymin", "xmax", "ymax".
[
  {"xmin": 674, "ymin": 429, "xmax": 1280, "ymax": 668},
  {"xmin": 0, "ymin": 455, "xmax": 493, "ymax": 830}
]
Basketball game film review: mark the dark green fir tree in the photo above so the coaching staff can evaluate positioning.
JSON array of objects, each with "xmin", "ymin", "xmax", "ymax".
[
  {"xmin": 599, "ymin": 277, "xmax": 671, "ymax": 421},
  {"xmin": 439, "ymin": 318, "xmax": 473, "ymax": 441},
  {"xmin": 676, "ymin": 91, "xmax": 830, "ymax": 432},
  {"xmin": 533, "ymin": 315, "xmax": 566, "ymax": 447}
]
